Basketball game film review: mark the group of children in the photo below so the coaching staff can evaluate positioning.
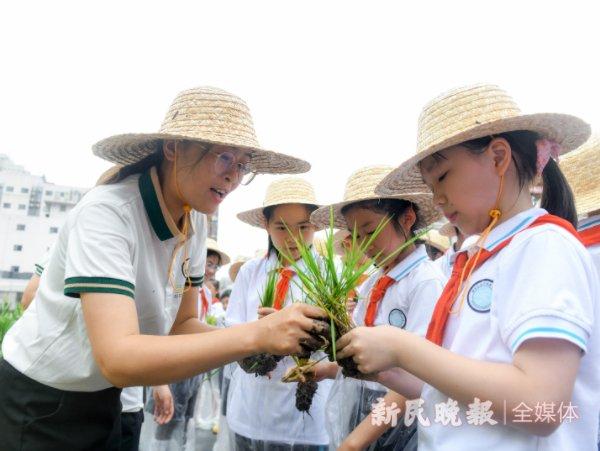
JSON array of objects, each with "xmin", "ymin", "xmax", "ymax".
[{"xmin": 0, "ymin": 83, "xmax": 598, "ymax": 451}]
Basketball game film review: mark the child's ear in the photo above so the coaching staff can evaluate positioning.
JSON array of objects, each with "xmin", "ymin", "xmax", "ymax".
[
  {"xmin": 488, "ymin": 137, "xmax": 512, "ymax": 176},
  {"xmin": 399, "ymin": 205, "xmax": 417, "ymax": 234}
]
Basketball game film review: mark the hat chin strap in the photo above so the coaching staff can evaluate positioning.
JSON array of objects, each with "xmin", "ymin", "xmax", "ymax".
[
  {"xmin": 167, "ymin": 145, "xmax": 193, "ymax": 294},
  {"xmin": 449, "ymin": 173, "xmax": 504, "ymax": 315}
]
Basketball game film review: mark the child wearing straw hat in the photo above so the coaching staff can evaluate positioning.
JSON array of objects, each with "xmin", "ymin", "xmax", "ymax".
[
  {"xmin": 225, "ymin": 176, "xmax": 333, "ymax": 450},
  {"xmin": 0, "ymin": 86, "xmax": 330, "ymax": 450},
  {"xmin": 336, "ymin": 84, "xmax": 599, "ymax": 450},
  {"xmin": 200, "ymin": 238, "xmax": 231, "ymax": 324},
  {"xmin": 309, "ymin": 165, "xmax": 445, "ymax": 451}
]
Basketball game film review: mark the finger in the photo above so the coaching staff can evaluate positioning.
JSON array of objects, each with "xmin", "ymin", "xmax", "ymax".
[
  {"xmin": 257, "ymin": 307, "xmax": 275, "ymax": 316},
  {"xmin": 336, "ymin": 331, "xmax": 352, "ymax": 350},
  {"xmin": 299, "ymin": 336, "xmax": 322, "ymax": 352},
  {"xmin": 335, "ymin": 343, "xmax": 354, "ymax": 360},
  {"xmin": 296, "ymin": 304, "xmax": 328, "ymax": 320}
]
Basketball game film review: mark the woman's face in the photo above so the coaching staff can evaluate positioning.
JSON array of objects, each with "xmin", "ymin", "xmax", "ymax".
[
  {"xmin": 266, "ymin": 204, "xmax": 316, "ymax": 262},
  {"xmin": 168, "ymin": 141, "xmax": 253, "ymax": 215},
  {"xmin": 342, "ymin": 206, "xmax": 414, "ymax": 266}
]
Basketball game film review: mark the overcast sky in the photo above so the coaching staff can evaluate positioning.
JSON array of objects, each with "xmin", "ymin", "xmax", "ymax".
[{"xmin": 1, "ymin": 0, "xmax": 599, "ymax": 267}]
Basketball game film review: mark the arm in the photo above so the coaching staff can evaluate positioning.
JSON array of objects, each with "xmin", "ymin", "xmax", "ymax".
[
  {"xmin": 340, "ymin": 391, "xmax": 408, "ymax": 451},
  {"xmin": 337, "ymin": 326, "xmax": 581, "ymax": 436},
  {"xmin": 169, "ymin": 286, "xmax": 217, "ymax": 335},
  {"xmin": 82, "ymin": 292, "xmax": 328, "ymax": 387},
  {"xmin": 21, "ymin": 274, "xmax": 40, "ymax": 310}
]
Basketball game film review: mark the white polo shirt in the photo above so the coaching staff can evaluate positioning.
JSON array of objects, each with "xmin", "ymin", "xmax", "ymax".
[
  {"xmin": 435, "ymin": 244, "xmax": 458, "ymax": 280},
  {"xmin": 419, "ymin": 208, "xmax": 600, "ymax": 451},
  {"xmin": 2, "ymin": 167, "xmax": 207, "ymax": 392},
  {"xmin": 353, "ymin": 245, "xmax": 445, "ymax": 392},
  {"xmin": 30, "ymin": 255, "xmax": 145, "ymax": 412},
  {"xmin": 225, "ymin": 253, "xmax": 333, "ymax": 445},
  {"xmin": 580, "ymin": 214, "xmax": 600, "ymax": 277}
]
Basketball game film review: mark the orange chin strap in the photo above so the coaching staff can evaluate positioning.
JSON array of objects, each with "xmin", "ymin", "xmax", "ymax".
[
  {"xmin": 167, "ymin": 145, "xmax": 193, "ymax": 294},
  {"xmin": 449, "ymin": 173, "xmax": 504, "ymax": 314}
]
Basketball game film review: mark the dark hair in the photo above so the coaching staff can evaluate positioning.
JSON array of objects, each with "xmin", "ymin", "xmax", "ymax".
[
  {"xmin": 263, "ymin": 204, "xmax": 319, "ymax": 257},
  {"xmin": 458, "ymin": 130, "xmax": 577, "ymax": 227},
  {"xmin": 341, "ymin": 198, "xmax": 419, "ymax": 238},
  {"xmin": 100, "ymin": 140, "xmax": 210, "ymax": 185},
  {"xmin": 220, "ymin": 288, "xmax": 232, "ymax": 299},
  {"xmin": 207, "ymin": 249, "xmax": 221, "ymax": 265}
]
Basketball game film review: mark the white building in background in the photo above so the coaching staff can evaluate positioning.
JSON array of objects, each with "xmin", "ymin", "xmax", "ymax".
[{"xmin": 0, "ymin": 154, "xmax": 88, "ymax": 305}]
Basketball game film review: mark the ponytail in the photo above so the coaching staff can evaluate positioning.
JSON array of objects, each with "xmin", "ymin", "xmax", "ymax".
[{"xmin": 541, "ymin": 158, "xmax": 578, "ymax": 228}]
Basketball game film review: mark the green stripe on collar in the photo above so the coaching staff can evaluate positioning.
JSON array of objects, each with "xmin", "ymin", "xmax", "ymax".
[{"xmin": 139, "ymin": 168, "xmax": 174, "ymax": 241}]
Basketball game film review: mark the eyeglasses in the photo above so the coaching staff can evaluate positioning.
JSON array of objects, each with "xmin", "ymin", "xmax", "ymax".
[{"xmin": 209, "ymin": 149, "xmax": 256, "ymax": 186}]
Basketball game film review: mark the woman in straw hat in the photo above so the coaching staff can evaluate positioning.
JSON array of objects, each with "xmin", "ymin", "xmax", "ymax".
[
  {"xmin": 0, "ymin": 86, "xmax": 330, "ymax": 450},
  {"xmin": 225, "ymin": 176, "xmax": 333, "ymax": 450},
  {"xmin": 309, "ymin": 165, "xmax": 444, "ymax": 451},
  {"xmin": 337, "ymin": 84, "xmax": 600, "ymax": 450}
]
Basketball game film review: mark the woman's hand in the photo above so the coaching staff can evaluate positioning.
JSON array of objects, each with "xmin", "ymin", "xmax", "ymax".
[
  {"xmin": 257, "ymin": 307, "xmax": 276, "ymax": 319},
  {"xmin": 253, "ymin": 303, "xmax": 329, "ymax": 356},
  {"xmin": 311, "ymin": 361, "xmax": 340, "ymax": 382},
  {"xmin": 336, "ymin": 325, "xmax": 403, "ymax": 374},
  {"xmin": 152, "ymin": 385, "xmax": 174, "ymax": 425}
]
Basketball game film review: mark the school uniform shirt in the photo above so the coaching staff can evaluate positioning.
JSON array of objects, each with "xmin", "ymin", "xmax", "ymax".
[
  {"xmin": 580, "ymin": 214, "xmax": 600, "ymax": 278},
  {"xmin": 199, "ymin": 285, "xmax": 226, "ymax": 325},
  {"xmin": 29, "ymin": 255, "xmax": 146, "ymax": 412},
  {"xmin": 2, "ymin": 167, "xmax": 207, "ymax": 392},
  {"xmin": 435, "ymin": 243, "xmax": 458, "ymax": 280},
  {"xmin": 352, "ymin": 245, "xmax": 445, "ymax": 391},
  {"xmin": 419, "ymin": 208, "xmax": 600, "ymax": 451},
  {"xmin": 225, "ymin": 253, "xmax": 333, "ymax": 445}
]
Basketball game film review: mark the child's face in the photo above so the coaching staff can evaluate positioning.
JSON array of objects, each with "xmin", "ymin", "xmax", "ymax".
[
  {"xmin": 266, "ymin": 204, "xmax": 316, "ymax": 262},
  {"xmin": 420, "ymin": 146, "xmax": 500, "ymax": 236},
  {"xmin": 342, "ymin": 207, "xmax": 410, "ymax": 265}
]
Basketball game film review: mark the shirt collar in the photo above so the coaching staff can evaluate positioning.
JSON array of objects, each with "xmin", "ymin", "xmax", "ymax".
[
  {"xmin": 138, "ymin": 166, "xmax": 193, "ymax": 242},
  {"xmin": 384, "ymin": 244, "xmax": 429, "ymax": 283},
  {"xmin": 461, "ymin": 207, "xmax": 547, "ymax": 256},
  {"xmin": 578, "ymin": 214, "xmax": 600, "ymax": 232}
]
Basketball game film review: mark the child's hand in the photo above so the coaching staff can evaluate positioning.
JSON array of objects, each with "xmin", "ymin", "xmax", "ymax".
[
  {"xmin": 336, "ymin": 326, "xmax": 403, "ymax": 374},
  {"xmin": 152, "ymin": 384, "xmax": 174, "ymax": 425},
  {"xmin": 311, "ymin": 361, "xmax": 340, "ymax": 382}
]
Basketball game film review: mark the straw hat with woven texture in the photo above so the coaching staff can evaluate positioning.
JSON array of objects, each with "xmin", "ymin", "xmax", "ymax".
[
  {"xmin": 438, "ymin": 222, "xmax": 456, "ymax": 238},
  {"xmin": 237, "ymin": 177, "xmax": 321, "ymax": 229},
  {"xmin": 311, "ymin": 165, "xmax": 440, "ymax": 230},
  {"xmin": 423, "ymin": 229, "xmax": 451, "ymax": 253},
  {"xmin": 206, "ymin": 238, "xmax": 231, "ymax": 265},
  {"xmin": 561, "ymin": 133, "xmax": 600, "ymax": 217},
  {"xmin": 377, "ymin": 84, "xmax": 591, "ymax": 195},
  {"xmin": 93, "ymin": 86, "xmax": 310, "ymax": 175}
]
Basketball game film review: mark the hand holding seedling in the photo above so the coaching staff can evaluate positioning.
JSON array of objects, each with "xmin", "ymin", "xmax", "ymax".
[
  {"xmin": 336, "ymin": 325, "xmax": 403, "ymax": 374},
  {"xmin": 257, "ymin": 307, "xmax": 276, "ymax": 319}
]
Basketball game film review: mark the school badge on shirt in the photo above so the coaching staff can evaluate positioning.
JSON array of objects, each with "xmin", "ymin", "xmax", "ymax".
[
  {"xmin": 467, "ymin": 279, "xmax": 493, "ymax": 313},
  {"xmin": 388, "ymin": 308, "xmax": 407, "ymax": 328}
]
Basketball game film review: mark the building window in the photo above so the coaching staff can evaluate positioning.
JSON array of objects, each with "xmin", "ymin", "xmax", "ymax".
[
  {"xmin": 60, "ymin": 192, "xmax": 65, "ymax": 197},
  {"xmin": 60, "ymin": 205, "xmax": 67, "ymax": 212},
  {"xmin": 18, "ymin": 204, "xmax": 26, "ymax": 210},
  {"xmin": 16, "ymin": 224, "xmax": 25, "ymax": 231},
  {"xmin": 45, "ymin": 190, "xmax": 53, "ymax": 196},
  {"xmin": 21, "ymin": 187, "xmax": 29, "ymax": 194},
  {"xmin": 13, "ymin": 245, "xmax": 23, "ymax": 252},
  {"xmin": 10, "ymin": 266, "xmax": 19, "ymax": 273},
  {"xmin": 49, "ymin": 227, "xmax": 59, "ymax": 234},
  {"xmin": 6, "ymin": 186, "xmax": 14, "ymax": 192},
  {"xmin": 3, "ymin": 203, "xmax": 11, "ymax": 208}
]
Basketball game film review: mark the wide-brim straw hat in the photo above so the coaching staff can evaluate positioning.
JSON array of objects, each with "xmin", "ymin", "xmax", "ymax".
[
  {"xmin": 228, "ymin": 258, "xmax": 249, "ymax": 282},
  {"xmin": 561, "ymin": 133, "xmax": 600, "ymax": 217},
  {"xmin": 423, "ymin": 229, "xmax": 451, "ymax": 253},
  {"xmin": 205, "ymin": 238, "xmax": 231, "ymax": 265},
  {"xmin": 93, "ymin": 86, "xmax": 310, "ymax": 175},
  {"xmin": 438, "ymin": 222, "xmax": 456, "ymax": 238},
  {"xmin": 377, "ymin": 84, "xmax": 591, "ymax": 195},
  {"xmin": 237, "ymin": 177, "xmax": 322, "ymax": 229},
  {"xmin": 311, "ymin": 165, "xmax": 440, "ymax": 231}
]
